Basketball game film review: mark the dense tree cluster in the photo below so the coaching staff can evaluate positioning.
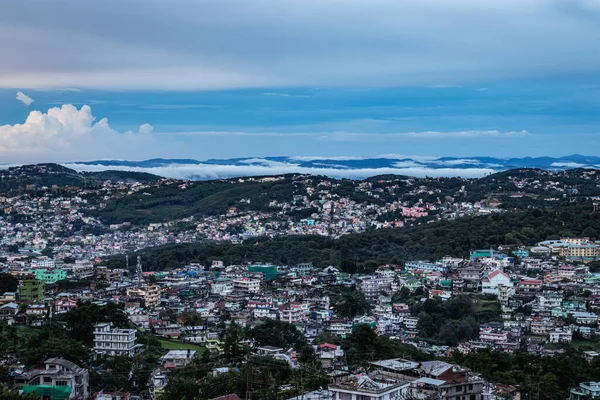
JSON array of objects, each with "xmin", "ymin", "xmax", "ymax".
[{"xmin": 415, "ymin": 296, "xmax": 480, "ymax": 346}]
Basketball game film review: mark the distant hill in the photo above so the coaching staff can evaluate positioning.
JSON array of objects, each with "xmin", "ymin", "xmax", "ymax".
[
  {"xmin": 89, "ymin": 167, "xmax": 600, "ymax": 225},
  {"xmin": 0, "ymin": 163, "xmax": 162, "ymax": 194}
]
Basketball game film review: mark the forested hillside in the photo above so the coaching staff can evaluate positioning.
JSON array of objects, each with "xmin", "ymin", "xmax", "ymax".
[
  {"xmin": 101, "ymin": 201, "xmax": 599, "ymax": 271},
  {"xmin": 0, "ymin": 163, "xmax": 161, "ymax": 193}
]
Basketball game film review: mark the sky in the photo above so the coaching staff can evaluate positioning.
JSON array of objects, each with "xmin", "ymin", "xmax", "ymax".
[{"xmin": 0, "ymin": 0, "xmax": 599, "ymax": 164}]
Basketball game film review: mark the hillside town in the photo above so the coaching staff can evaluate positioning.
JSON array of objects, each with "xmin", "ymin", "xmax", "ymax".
[{"xmin": 0, "ymin": 168, "xmax": 599, "ymax": 400}]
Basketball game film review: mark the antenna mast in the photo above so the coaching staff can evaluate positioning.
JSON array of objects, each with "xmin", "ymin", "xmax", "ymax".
[{"xmin": 136, "ymin": 256, "xmax": 142, "ymax": 287}]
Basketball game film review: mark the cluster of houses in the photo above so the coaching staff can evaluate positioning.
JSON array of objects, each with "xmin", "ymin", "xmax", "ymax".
[{"xmin": 0, "ymin": 235, "xmax": 598, "ymax": 398}]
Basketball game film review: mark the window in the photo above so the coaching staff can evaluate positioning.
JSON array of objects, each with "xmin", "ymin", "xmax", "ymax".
[
  {"xmin": 56, "ymin": 381, "xmax": 68, "ymax": 386},
  {"xmin": 469, "ymin": 384, "xmax": 473, "ymax": 391},
  {"xmin": 456, "ymin": 386, "xmax": 463, "ymax": 392}
]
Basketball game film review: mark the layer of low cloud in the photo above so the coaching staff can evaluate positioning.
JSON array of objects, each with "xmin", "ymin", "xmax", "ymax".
[
  {"xmin": 0, "ymin": 104, "xmax": 156, "ymax": 163},
  {"xmin": 16, "ymin": 91, "xmax": 34, "ymax": 106},
  {"xmin": 0, "ymin": 0, "xmax": 599, "ymax": 89},
  {"xmin": 65, "ymin": 162, "xmax": 496, "ymax": 180}
]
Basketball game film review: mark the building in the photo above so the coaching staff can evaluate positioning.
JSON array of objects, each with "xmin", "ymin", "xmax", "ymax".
[
  {"xmin": 19, "ymin": 279, "xmax": 45, "ymax": 301},
  {"xmin": 232, "ymin": 278, "xmax": 260, "ymax": 294},
  {"xmin": 329, "ymin": 375, "xmax": 411, "ymax": 400},
  {"xmin": 71, "ymin": 260, "xmax": 95, "ymax": 279},
  {"xmin": 570, "ymin": 382, "xmax": 600, "ymax": 400},
  {"xmin": 459, "ymin": 263, "xmax": 484, "ymax": 284},
  {"xmin": 517, "ymin": 279, "xmax": 542, "ymax": 294},
  {"xmin": 126, "ymin": 285, "xmax": 161, "ymax": 308},
  {"xmin": 29, "ymin": 268, "xmax": 67, "ymax": 284},
  {"xmin": 160, "ymin": 350, "xmax": 197, "ymax": 368},
  {"xmin": 23, "ymin": 358, "xmax": 89, "ymax": 400},
  {"xmin": 93, "ymin": 323, "xmax": 141, "ymax": 357},
  {"xmin": 481, "ymin": 270, "xmax": 513, "ymax": 295},
  {"xmin": 93, "ymin": 392, "xmax": 130, "ymax": 400},
  {"xmin": 405, "ymin": 261, "xmax": 449, "ymax": 273},
  {"xmin": 416, "ymin": 361, "xmax": 484, "ymax": 400},
  {"xmin": 561, "ymin": 244, "xmax": 600, "ymax": 259}
]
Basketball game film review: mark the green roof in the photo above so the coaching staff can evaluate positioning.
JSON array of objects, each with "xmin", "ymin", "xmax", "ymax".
[
  {"xmin": 23, "ymin": 385, "xmax": 71, "ymax": 400},
  {"xmin": 248, "ymin": 265, "xmax": 278, "ymax": 281}
]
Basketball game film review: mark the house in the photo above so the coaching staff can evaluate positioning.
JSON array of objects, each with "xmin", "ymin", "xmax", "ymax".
[
  {"xmin": 93, "ymin": 323, "xmax": 141, "ymax": 357},
  {"xmin": 0, "ymin": 302, "xmax": 19, "ymax": 321},
  {"xmin": 517, "ymin": 280, "xmax": 542, "ymax": 294},
  {"xmin": 93, "ymin": 392, "xmax": 130, "ymax": 400},
  {"xmin": 23, "ymin": 358, "xmax": 89, "ymax": 400},
  {"xmin": 329, "ymin": 374, "xmax": 411, "ymax": 400},
  {"xmin": 481, "ymin": 270, "xmax": 513, "ymax": 296},
  {"xmin": 160, "ymin": 350, "xmax": 197, "ymax": 368},
  {"xmin": 18, "ymin": 279, "xmax": 45, "ymax": 301},
  {"xmin": 570, "ymin": 382, "xmax": 600, "ymax": 400},
  {"xmin": 548, "ymin": 327, "xmax": 572, "ymax": 343},
  {"xmin": 415, "ymin": 361, "xmax": 485, "ymax": 400},
  {"xmin": 314, "ymin": 343, "xmax": 345, "ymax": 369}
]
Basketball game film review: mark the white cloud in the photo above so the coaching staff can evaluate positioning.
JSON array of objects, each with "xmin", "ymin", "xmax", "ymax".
[
  {"xmin": 0, "ymin": 104, "xmax": 156, "ymax": 163},
  {"xmin": 289, "ymin": 155, "xmax": 365, "ymax": 161},
  {"xmin": 550, "ymin": 162, "xmax": 586, "ymax": 168},
  {"xmin": 316, "ymin": 130, "xmax": 529, "ymax": 141},
  {"xmin": 64, "ymin": 162, "xmax": 496, "ymax": 180},
  {"xmin": 476, "ymin": 87, "xmax": 488, "ymax": 91},
  {"xmin": 16, "ymin": 91, "xmax": 34, "ymax": 106},
  {"xmin": 138, "ymin": 123, "xmax": 154, "ymax": 134}
]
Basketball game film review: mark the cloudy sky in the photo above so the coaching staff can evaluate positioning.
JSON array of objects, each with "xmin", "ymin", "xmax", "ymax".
[{"xmin": 0, "ymin": 0, "xmax": 599, "ymax": 163}]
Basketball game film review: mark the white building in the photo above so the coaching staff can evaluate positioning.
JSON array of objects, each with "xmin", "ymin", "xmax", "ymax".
[
  {"xmin": 210, "ymin": 280, "xmax": 234, "ymax": 296},
  {"xmin": 93, "ymin": 323, "xmax": 141, "ymax": 357},
  {"xmin": 548, "ymin": 327, "xmax": 573, "ymax": 343},
  {"xmin": 481, "ymin": 270, "xmax": 513, "ymax": 295}
]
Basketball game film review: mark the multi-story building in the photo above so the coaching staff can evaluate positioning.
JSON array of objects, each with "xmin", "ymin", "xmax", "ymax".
[
  {"xmin": 23, "ymin": 358, "xmax": 89, "ymax": 400},
  {"xmin": 517, "ymin": 279, "xmax": 542, "ymax": 294},
  {"xmin": 232, "ymin": 278, "xmax": 260, "ymax": 294},
  {"xmin": 414, "ymin": 361, "xmax": 485, "ymax": 400},
  {"xmin": 19, "ymin": 279, "xmax": 45, "ymax": 301},
  {"xmin": 497, "ymin": 285, "xmax": 512, "ymax": 306},
  {"xmin": 561, "ymin": 244, "xmax": 600, "ymax": 259},
  {"xmin": 95, "ymin": 266, "xmax": 123, "ymax": 282},
  {"xmin": 459, "ymin": 263, "xmax": 484, "ymax": 284},
  {"xmin": 329, "ymin": 375, "xmax": 411, "ymax": 400},
  {"xmin": 71, "ymin": 260, "xmax": 96, "ymax": 280},
  {"xmin": 126, "ymin": 285, "xmax": 161, "ymax": 308},
  {"xmin": 405, "ymin": 261, "xmax": 450, "ymax": 273},
  {"xmin": 548, "ymin": 327, "xmax": 573, "ymax": 343},
  {"xmin": 30, "ymin": 259, "xmax": 55, "ymax": 269},
  {"xmin": 28, "ymin": 268, "xmax": 67, "ymax": 284},
  {"xmin": 210, "ymin": 279, "xmax": 234, "ymax": 296},
  {"xmin": 93, "ymin": 323, "xmax": 141, "ymax": 357},
  {"xmin": 481, "ymin": 270, "xmax": 513, "ymax": 295},
  {"xmin": 570, "ymin": 382, "xmax": 600, "ymax": 400},
  {"xmin": 280, "ymin": 302, "xmax": 310, "ymax": 323}
]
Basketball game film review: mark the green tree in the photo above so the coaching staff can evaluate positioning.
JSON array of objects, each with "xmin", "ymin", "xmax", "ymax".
[{"xmin": 332, "ymin": 289, "xmax": 370, "ymax": 319}]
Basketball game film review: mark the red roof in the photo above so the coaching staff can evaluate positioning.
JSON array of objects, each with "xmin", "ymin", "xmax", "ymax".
[{"xmin": 319, "ymin": 343, "xmax": 337, "ymax": 349}]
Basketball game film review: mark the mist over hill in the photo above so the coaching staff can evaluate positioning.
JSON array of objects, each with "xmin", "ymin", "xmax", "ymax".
[{"xmin": 64, "ymin": 154, "xmax": 600, "ymax": 180}]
